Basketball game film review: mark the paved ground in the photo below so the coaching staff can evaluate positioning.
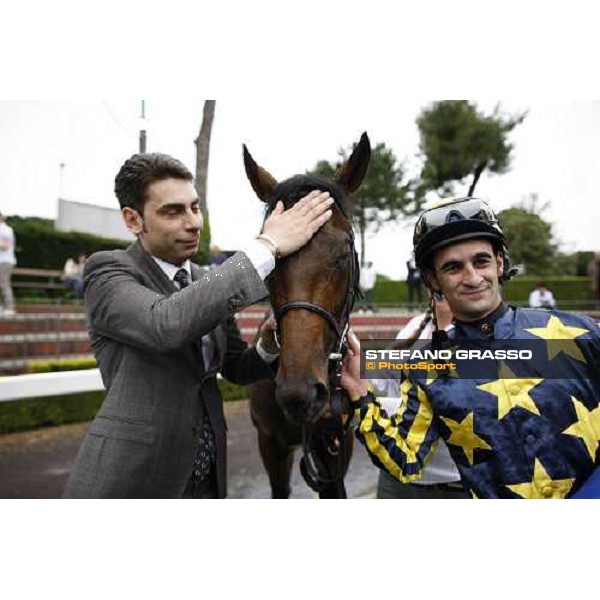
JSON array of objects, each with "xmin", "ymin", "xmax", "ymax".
[{"xmin": 0, "ymin": 399, "xmax": 378, "ymax": 499}]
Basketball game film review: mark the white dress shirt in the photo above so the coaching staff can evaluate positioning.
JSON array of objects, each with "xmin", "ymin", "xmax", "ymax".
[{"xmin": 528, "ymin": 288, "xmax": 556, "ymax": 309}]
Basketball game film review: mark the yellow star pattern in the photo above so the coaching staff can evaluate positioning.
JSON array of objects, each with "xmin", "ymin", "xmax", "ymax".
[
  {"xmin": 525, "ymin": 315, "xmax": 589, "ymax": 363},
  {"xmin": 477, "ymin": 362, "xmax": 543, "ymax": 420},
  {"xmin": 506, "ymin": 458, "xmax": 575, "ymax": 499},
  {"xmin": 440, "ymin": 411, "xmax": 491, "ymax": 465},
  {"xmin": 563, "ymin": 396, "xmax": 600, "ymax": 460}
]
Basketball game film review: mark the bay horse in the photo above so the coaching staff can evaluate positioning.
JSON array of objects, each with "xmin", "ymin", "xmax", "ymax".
[{"xmin": 243, "ymin": 133, "xmax": 371, "ymax": 498}]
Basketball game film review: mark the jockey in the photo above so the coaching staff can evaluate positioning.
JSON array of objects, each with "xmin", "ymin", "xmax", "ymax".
[{"xmin": 341, "ymin": 197, "xmax": 600, "ymax": 498}]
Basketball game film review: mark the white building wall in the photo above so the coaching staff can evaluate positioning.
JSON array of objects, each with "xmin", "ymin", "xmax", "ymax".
[{"xmin": 56, "ymin": 199, "xmax": 135, "ymax": 242}]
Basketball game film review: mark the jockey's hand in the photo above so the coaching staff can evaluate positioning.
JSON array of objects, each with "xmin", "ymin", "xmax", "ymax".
[
  {"xmin": 258, "ymin": 316, "xmax": 278, "ymax": 355},
  {"xmin": 261, "ymin": 190, "xmax": 334, "ymax": 258},
  {"xmin": 340, "ymin": 329, "xmax": 369, "ymax": 398}
]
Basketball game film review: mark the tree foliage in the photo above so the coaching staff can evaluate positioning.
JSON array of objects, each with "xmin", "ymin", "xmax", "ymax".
[
  {"xmin": 497, "ymin": 195, "xmax": 593, "ymax": 277},
  {"xmin": 312, "ymin": 141, "xmax": 422, "ymax": 265},
  {"xmin": 417, "ymin": 101, "xmax": 526, "ymax": 196},
  {"xmin": 499, "ymin": 206, "xmax": 555, "ymax": 275}
]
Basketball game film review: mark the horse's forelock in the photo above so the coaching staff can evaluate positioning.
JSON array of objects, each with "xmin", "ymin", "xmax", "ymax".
[{"xmin": 266, "ymin": 174, "xmax": 348, "ymax": 215}]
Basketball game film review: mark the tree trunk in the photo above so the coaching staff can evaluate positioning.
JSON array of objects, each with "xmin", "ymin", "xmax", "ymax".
[
  {"xmin": 467, "ymin": 160, "xmax": 487, "ymax": 196},
  {"xmin": 195, "ymin": 100, "xmax": 216, "ymax": 214},
  {"xmin": 194, "ymin": 101, "xmax": 216, "ymax": 263}
]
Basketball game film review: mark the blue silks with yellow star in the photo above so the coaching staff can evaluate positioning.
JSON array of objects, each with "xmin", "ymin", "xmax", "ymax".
[
  {"xmin": 571, "ymin": 466, "xmax": 600, "ymax": 498},
  {"xmin": 352, "ymin": 307, "xmax": 600, "ymax": 499}
]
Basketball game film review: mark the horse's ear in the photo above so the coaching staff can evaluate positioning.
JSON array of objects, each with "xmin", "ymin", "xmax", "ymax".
[
  {"xmin": 335, "ymin": 132, "xmax": 371, "ymax": 194},
  {"xmin": 243, "ymin": 145, "xmax": 278, "ymax": 203}
]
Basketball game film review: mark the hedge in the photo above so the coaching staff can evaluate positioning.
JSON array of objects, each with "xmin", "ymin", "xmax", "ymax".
[
  {"xmin": 0, "ymin": 358, "xmax": 250, "ymax": 434},
  {"xmin": 0, "ymin": 390, "xmax": 107, "ymax": 434},
  {"xmin": 374, "ymin": 276, "xmax": 594, "ymax": 309},
  {"xmin": 28, "ymin": 358, "xmax": 98, "ymax": 373},
  {"xmin": 6, "ymin": 216, "xmax": 211, "ymax": 298},
  {"xmin": 8, "ymin": 216, "xmax": 130, "ymax": 271},
  {"xmin": 503, "ymin": 276, "xmax": 593, "ymax": 309}
]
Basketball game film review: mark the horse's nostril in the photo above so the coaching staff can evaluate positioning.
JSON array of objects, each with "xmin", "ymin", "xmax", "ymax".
[{"xmin": 276, "ymin": 379, "xmax": 329, "ymax": 425}]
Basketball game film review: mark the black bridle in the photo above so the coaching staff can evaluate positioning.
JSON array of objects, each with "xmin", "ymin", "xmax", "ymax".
[
  {"xmin": 273, "ymin": 235, "xmax": 361, "ymax": 361},
  {"xmin": 270, "ymin": 205, "xmax": 361, "ymax": 498}
]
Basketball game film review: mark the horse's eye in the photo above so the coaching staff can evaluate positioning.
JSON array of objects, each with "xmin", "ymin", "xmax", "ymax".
[{"xmin": 334, "ymin": 254, "xmax": 349, "ymax": 268}]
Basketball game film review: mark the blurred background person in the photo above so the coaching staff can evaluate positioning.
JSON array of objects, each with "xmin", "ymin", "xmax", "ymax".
[
  {"xmin": 0, "ymin": 212, "xmax": 16, "ymax": 316},
  {"xmin": 209, "ymin": 245, "xmax": 228, "ymax": 269},
  {"xmin": 359, "ymin": 261, "xmax": 377, "ymax": 313},
  {"xmin": 62, "ymin": 253, "xmax": 86, "ymax": 300},
  {"xmin": 406, "ymin": 252, "xmax": 423, "ymax": 312},
  {"xmin": 528, "ymin": 281, "xmax": 556, "ymax": 309}
]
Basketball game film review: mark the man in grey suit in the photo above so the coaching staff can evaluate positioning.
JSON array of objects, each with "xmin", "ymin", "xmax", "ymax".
[{"xmin": 63, "ymin": 152, "xmax": 334, "ymax": 498}]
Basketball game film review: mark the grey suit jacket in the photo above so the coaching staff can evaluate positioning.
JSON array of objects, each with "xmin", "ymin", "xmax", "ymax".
[{"xmin": 63, "ymin": 241, "xmax": 272, "ymax": 498}]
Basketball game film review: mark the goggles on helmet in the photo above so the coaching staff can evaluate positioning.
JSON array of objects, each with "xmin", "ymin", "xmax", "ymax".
[{"xmin": 413, "ymin": 197, "xmax": 514, "ymax": 281}]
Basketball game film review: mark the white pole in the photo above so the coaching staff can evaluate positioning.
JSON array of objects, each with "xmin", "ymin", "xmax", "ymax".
[{"xmin": 59, "ymin": 162, "xmax": 65, "ymax": 198}]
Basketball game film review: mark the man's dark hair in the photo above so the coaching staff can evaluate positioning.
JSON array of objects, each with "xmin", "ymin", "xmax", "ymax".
[{"xmin": 114, "ymin": 153, "xmax": 193, "ymax": 214}]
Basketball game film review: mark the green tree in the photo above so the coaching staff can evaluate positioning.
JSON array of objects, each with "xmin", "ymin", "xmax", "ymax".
[
  {"xmin": 544, "ymin": 251, "xmax": 594, "ymax": 277},
  {"xmin": 417, "ymin": 101, "xmax": 526, "ymax": 196},
  {"xmin": 313, "ymin": 142, "xmax": 422, "ymax": 266},
  {"xmin": 499, "ymin": 198, "xmax": 557, "ymax": 275},
  {"xmin": 574, "ymin": 251, "xmax": 595, "ymax": 277}
]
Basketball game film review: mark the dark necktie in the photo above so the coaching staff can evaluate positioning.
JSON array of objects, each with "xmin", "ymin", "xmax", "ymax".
[
  {"xmin": 173, "ymin": 267, "xmax": 217, "ymax": 487},
  {"xmin": 174, "ymin": 268, "xmax": 190, "ymax": 290}
]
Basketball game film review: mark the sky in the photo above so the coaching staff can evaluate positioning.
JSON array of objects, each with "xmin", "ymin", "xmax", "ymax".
[{"xmin": 1, "ymin": 99, "xmax": 599, "ymax": 279}]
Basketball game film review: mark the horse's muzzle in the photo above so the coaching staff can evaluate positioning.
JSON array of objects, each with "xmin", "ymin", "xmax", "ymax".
[{"xmin": 275, "ymin": 377, "xmax": 329, "ymax": 425}]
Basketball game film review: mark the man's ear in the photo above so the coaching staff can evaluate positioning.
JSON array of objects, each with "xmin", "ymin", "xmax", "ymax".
[
  {"xmin": 496, "ymin": 251, "xmax": 505, "ymax": 278},
  {"xmin": 425, "ymin": 271, "xmax": 442, "ymax": 296},
  {"xmin": 122, "ymin": 207, "xmax": 143, "ymax": 236}
]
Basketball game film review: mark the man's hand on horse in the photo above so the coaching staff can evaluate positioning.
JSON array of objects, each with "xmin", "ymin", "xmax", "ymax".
[
  {"xmin": 261, "ymin": 190, "xmax": 334, "ymax": 258},
  {"xmin": 340, "ymin": 329, "xmax": 369, "ymax": 398},
  {"xmin": 258, "ymin": 316, "xmax": 279, "ymax": 355}
]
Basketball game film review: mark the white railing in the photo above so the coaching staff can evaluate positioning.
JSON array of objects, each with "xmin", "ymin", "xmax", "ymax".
[
  {"xmin": 0, "ymin": 369, "xmax": 104, "ymax": 403},
  {"xmin": 0, "ymin": 370, "xmax": 226, "ymax": 403}
]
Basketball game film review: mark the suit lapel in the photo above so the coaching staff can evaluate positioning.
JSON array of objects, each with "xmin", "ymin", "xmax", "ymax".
[
  {"xmin": 129, "ymin": 241, "xmax": 206, "ymax": 380},
  {"xmin": 128, "ymin": 241, "xmax": 176, "ymax": 296}
]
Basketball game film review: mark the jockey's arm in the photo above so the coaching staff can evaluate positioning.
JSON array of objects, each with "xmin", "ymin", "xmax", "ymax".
[{"xmin": 341, "ymin": 330, "xmax": 439, "ymax": 482}]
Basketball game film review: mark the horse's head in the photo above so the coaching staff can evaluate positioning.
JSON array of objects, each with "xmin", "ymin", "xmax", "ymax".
[{"xmin": 244, "ymin": 133, "xmax": 371, "ymax": 424}]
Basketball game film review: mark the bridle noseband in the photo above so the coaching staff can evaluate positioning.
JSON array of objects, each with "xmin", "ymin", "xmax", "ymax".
[{"xmin": 272, "ymin": 223, "xmax": 361, "ymax": 381}]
